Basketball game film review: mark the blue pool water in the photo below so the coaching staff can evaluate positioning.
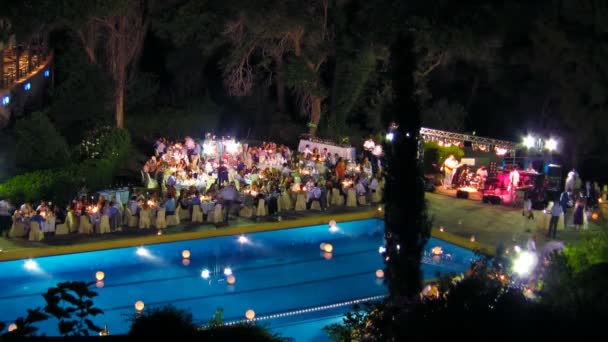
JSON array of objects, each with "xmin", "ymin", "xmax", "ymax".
[{"xmin": 0, "ymin": 219, "xmax": 475, "ymax": 340}]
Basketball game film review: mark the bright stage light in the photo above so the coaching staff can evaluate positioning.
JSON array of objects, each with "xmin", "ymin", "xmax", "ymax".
[
  {"xmin": 545, "ymin": 138, "xmax": 558, "ymax": 151},
  {"xmin": 201, "ymin": 269, "xmax": 210, "ymax": 279},
  {"xmin": 513, "ymin": 251, "xmax": 538, "ymax": 277},
  {"xmin": 523, "ymin": 135, "xmax": 535, "ymax": 149}
]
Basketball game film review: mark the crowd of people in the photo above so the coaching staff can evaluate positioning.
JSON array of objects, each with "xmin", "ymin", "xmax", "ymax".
[{"xmin": 0, "ymin": 135, "xmax": 386, "ymax": 240}]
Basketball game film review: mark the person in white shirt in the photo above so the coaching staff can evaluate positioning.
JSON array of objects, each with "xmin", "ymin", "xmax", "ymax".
[
  {"xmin": 526, "ymin": 235, "xmax": 537, "ymax": 252},
  {"xmin": 306, "ymin": 183, "xmax": 325, "ymax": 210},
  {"xmin": 440, "ymin": 155, "xmax": 461, "ymax": 190}
]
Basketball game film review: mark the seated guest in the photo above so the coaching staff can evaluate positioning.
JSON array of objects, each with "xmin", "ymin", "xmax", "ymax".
[
  {"xmin": 306, "ymin": 183, "xmax": 325, "ymax": 210},
  {"xmin": 128, "ymin": 196, "xmax": 139, "ymax": 217},
  {"xmin": 163, "ymin": 195, "xmax": 176, "ymax": 216},
  {"xmin": 30, "ymin": 210, "xmax": 46, "ymax": 231}
]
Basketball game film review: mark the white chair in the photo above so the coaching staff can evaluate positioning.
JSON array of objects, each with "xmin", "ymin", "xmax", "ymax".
[
  {"xmin": 295, "ymin": 193, "xmax": 307, "ymax": 212},
  {"xmin": 99, "ymin": 215, "xmax": 111, "ymax": 234},
  {"xmin": 79, "ymin": 216, "xmax": 93, "ymax": 234},
  {"xmin": 139, "ymin": 209, "xmax": 151, "ymax": 229},
  {"xmin": 346, "ymin": 189, "xmax": 357, "ymax": 207},
  {"xmin": 8, "ymin": 214, "xmax": 27, "ymax": 238},
  {"xmin": 256, "ymin": 199, "xmax": 268, "ymax": 217},
  {"xmin": 28, "ymin": 221, "xmax": 44, "ymax": 241},
  {"xmin": 45, "ymin": 216, "xmax": 56, "ymax": 233},
  {"xmin": 156, "ymin": 208, "xmax": 167, "ymax": 229},
  {"xmin": 192, "ymin": 205, "xmax": 203, "ymax": 223}
]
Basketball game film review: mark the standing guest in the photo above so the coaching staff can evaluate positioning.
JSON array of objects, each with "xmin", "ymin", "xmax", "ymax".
[
  {"xmin": 526, "ymin": 235, "xmax": 537, "ymax": 252},
  {"xmin": 547, "ymin": 202, "xmax": 562, "ymax": 239},
  {"xmin": 523, "ymin": 194, "xmax": 534, "ymax": 220},
  {"xmin": 219, "ymin": 182, "xmax": 239, "ymax": 224},
  {"xmin": 559, "ymin": 190, "xmax": 572, "ymax": 229},
  {"xmin": 108, "ymin": 201, "xmax": 121, "ymax": 230},
  {"xmin": 573, "ymin": 200, "xmax": 584, "ymax": 231},
  {"xmin": 163, "ymin": 194, "xmax": 176, "ymax": 216},
  {"xmin": 217, "ymin": 161, "xmax": 229, "ymax": 186}
]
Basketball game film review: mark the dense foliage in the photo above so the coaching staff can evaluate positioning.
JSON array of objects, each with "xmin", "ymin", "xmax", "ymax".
[
  {"xmin": 0, "ymin": 129, "xmax": 130, "ymax": 205},
  {"xmin": 14, "ymin": 112, "xmax": 71, "ymax": 171}
]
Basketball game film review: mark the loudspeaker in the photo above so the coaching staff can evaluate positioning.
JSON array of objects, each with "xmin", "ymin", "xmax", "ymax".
[
  {"xmin": 456, "ymin": 190, "xmax": 469, "ymax": 199},
  {"xmin": 483, "ymin": 195, "xmax": 502, "ymax": 205}
]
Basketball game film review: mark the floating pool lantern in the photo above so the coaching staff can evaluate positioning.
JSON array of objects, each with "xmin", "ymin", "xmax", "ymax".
[
  {"xmin": 329, "ymin": 220, "xmax": 338, "ymax": 232},
  {"xmin": 134, "ymin": 301, "xmax": 145, "ymax": 312},
  {"xmin": 227, "ymin": 275, "xmax": 236, "ymax": 285},
  {"xmin": 375, "ymin": 269, "xmax": 384, "ymax": 278},
  {"xmin": 201, "ymin": 269, "xmax": 210, "ymax": 279},
  {"xmin": 182, "ymin": 250, "xmax": 191, "ymax": 259},
  {"xmin": 8, "ymin": 323, "xmax": 17, "ymax": 332},
  {"xmin": 95, "ymin": 271, "xmax": 105, "ymax": 281},
  {"xmin": 182, "ymin": 259, "xmax": 190, "ymax": 266},
  {"xmin": 320, "ymin": 243, "xmax": 333, "ymax": 253},
  {"xmin": 245, "ymin": 309, "xmax": 255, "ymax": 321},
  {"xmin": 431, "ymin": 246, "xmax": 443, "ymax": 256}
]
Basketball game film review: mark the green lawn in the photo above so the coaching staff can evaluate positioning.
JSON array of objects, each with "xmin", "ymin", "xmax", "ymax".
[{"xmin": 426, "ymin": 192, "xmax": 606, "ymax": 251}]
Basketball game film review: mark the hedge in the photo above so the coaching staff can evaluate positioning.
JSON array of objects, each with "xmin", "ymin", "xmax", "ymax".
[{"xmin": 0, "ymin": 129, "xmax": 131, "ymax": 206}]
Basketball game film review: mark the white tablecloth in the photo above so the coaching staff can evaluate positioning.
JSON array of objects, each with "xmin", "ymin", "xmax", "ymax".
[
  {"xmin": 298, "ymin": 139, "xmax": 356, "ymax": 160},
  {"xmin": 98, "ymin": 188, "xmax": 130, "ymax": 205}
]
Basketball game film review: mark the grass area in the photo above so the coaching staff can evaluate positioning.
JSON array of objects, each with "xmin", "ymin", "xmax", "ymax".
[
  {"xmin": 2, "ymin": 192, "xmax": 604, "ymax": 261},
  {"xmin": 426, "ymin": 191, "xmax": 607, "ymax": 252}
]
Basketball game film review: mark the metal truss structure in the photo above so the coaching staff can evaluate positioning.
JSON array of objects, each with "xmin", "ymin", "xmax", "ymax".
[{"xmin": 420, "ymin": 127, "xmax": 517, "ymax": 153}]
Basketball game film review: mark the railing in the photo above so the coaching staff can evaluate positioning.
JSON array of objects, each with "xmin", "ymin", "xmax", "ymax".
[{"xmin": 1, "ymin": 49, "xmax": 51, "ymax": 90}]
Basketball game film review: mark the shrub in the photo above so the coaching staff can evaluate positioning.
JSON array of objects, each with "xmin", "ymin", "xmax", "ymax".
[
  {"xmin": 423, "ymin": 141, "xmax": 464, "ymax": 173},
  {"xmin": 14, "ymin": 112, "xmax": 71, "ymax": 171},
  {"xmin": 0, "ymin": 129, "xmax": 131, "ymax": 205},
  {"xmin": 129, "ymin": 305, "xmax": 198, "ymax": 338}
]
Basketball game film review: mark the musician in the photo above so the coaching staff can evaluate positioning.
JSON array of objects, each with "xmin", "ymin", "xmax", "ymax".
[
  {"xmin": 476, "ymin": 165, "xmax": 488, "ymax": 189},
  {"xmin": 440, "ymin": 155, "xmax": 461, "ymax": 190}
]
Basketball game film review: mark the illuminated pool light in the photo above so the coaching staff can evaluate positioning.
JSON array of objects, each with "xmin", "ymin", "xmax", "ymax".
[
  {"xmin": 238, "ymin": 235, "xmax": 249, "ymax": 244},
  {"xmin": 136, "ymin": 247, "xmax": 151, "ymax": 257},
  {"xmin": 24, "ymin": 259, "xmax": 38, "ymax": 271},
  {"xmin": 224, "ymin": 267, "xmax": 233, "ymax": 276}
]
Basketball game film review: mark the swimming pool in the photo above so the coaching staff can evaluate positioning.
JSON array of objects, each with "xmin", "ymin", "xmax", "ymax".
[{"xmin": 0, "ymin": 219, "xmax": 476, "ymax": 340}]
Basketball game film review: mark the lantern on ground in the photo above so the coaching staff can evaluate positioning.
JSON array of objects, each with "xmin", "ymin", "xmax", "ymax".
[
  {"xmin": 8, "ymin": 324, "xmax": 17, "ymax": 332},
  {"xmin": 134, "ymin": 301, "xmax": 145, "ymax": 312},
  {"xmin": 470, "ymin": 235, "xmax": 476, "ymax": 243},
  {"xmin": 592, "ymin": 212, "xmax": 599, "ymax": 220},
  {"xmin": 245, "ymin": 309, "xmax": 255, "ymax": 321},
  {"xmin": 95, "ymin": 271, "xmax": 105, "ymax": 281}
]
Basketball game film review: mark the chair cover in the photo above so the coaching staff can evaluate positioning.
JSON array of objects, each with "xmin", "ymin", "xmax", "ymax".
[
  {"xmin": 310, "ymin": 201, "xmax": 322, "ymax": 211},
  {"xmin": 211, "ymin": 204, "xmax": 224, "ymax": 223},
  {"xmin": 295, "ymin": 193, "xmax": 307, "ymax": 212},
  {"xmin": 166, "ymin": 213, "xmax": 179, "ymax": 226},
  {"xmin": 280, "ymin": 192, "xmax": 293, "ymax": 211},
  {"xmin": 372, "ymin": 189, "xmax": 382, "ymax": 203},
  {"xmin": 346, "ymin": 189, "xmax": 357, "ymax": 207},
  {"xmin": 239, "ymin": 205, "xmax": 254, "ymax": 218},
  {"xmin": 29, "ymin": 221, "xmax": 44, "ymax": 241},
  {"xmin": 79, "ymin": 215, "xmax": 93, "ymax": 234},
  {"xmin": 331, "ymin": 188, "xmax": 344, "ymax": 206},
  {"xmin": 139, "ymin": 209, "xmax": 151, "ymax": 229},
  {"xmin": 357, "ymin": 195, "xmax": 367, "ymax": 206},
  {"xmin": 192, "ymin": 205, "xmax": 204, "ymax": 223},
  {"xmin": 256, "ymin": 199, "xmax": 268, "ymax": 217},
  {"xmin": 8, "ymin": 215, "xmax": 26, "ymax": 238},
  {"xmin": 99, "ymin": 215, "xmax": 111, "ymax": 234},
  {"xmin": 67, "ymin": 210, "xmax": 78, "ymax": 233},
  {"xmin": 178, "ymin": 206, "xmax": 191, "ymax": 221},
  {"xmin": 55, "ymin": 222, "xmax": 69, "ymax": 235},
  {"xmin": 126, "ymin": 208, "xmax": 138, "ymax": 228},
  {"xmin": 156, "ymin": 208, "xmax": 167, "ymax": 228},
  {"xmin": 44, "ymin": 216, "xmax": 56, "ymax": 233}
]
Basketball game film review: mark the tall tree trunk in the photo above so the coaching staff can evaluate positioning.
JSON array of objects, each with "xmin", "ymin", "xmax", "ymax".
[
  {"xmin": 115, "ymin": 68, "xmax": 126, "ymax": 128},
  {"xmin": 0, "ymin": 49, "xmax": 4, "ymax": 88},
  {"xmin": 308, "ymin": 95, "xmax": 321, "ymax": 136},
  {"xmin": 275, "ymin": 54, "xmax": 286, "ymax": 113}
]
